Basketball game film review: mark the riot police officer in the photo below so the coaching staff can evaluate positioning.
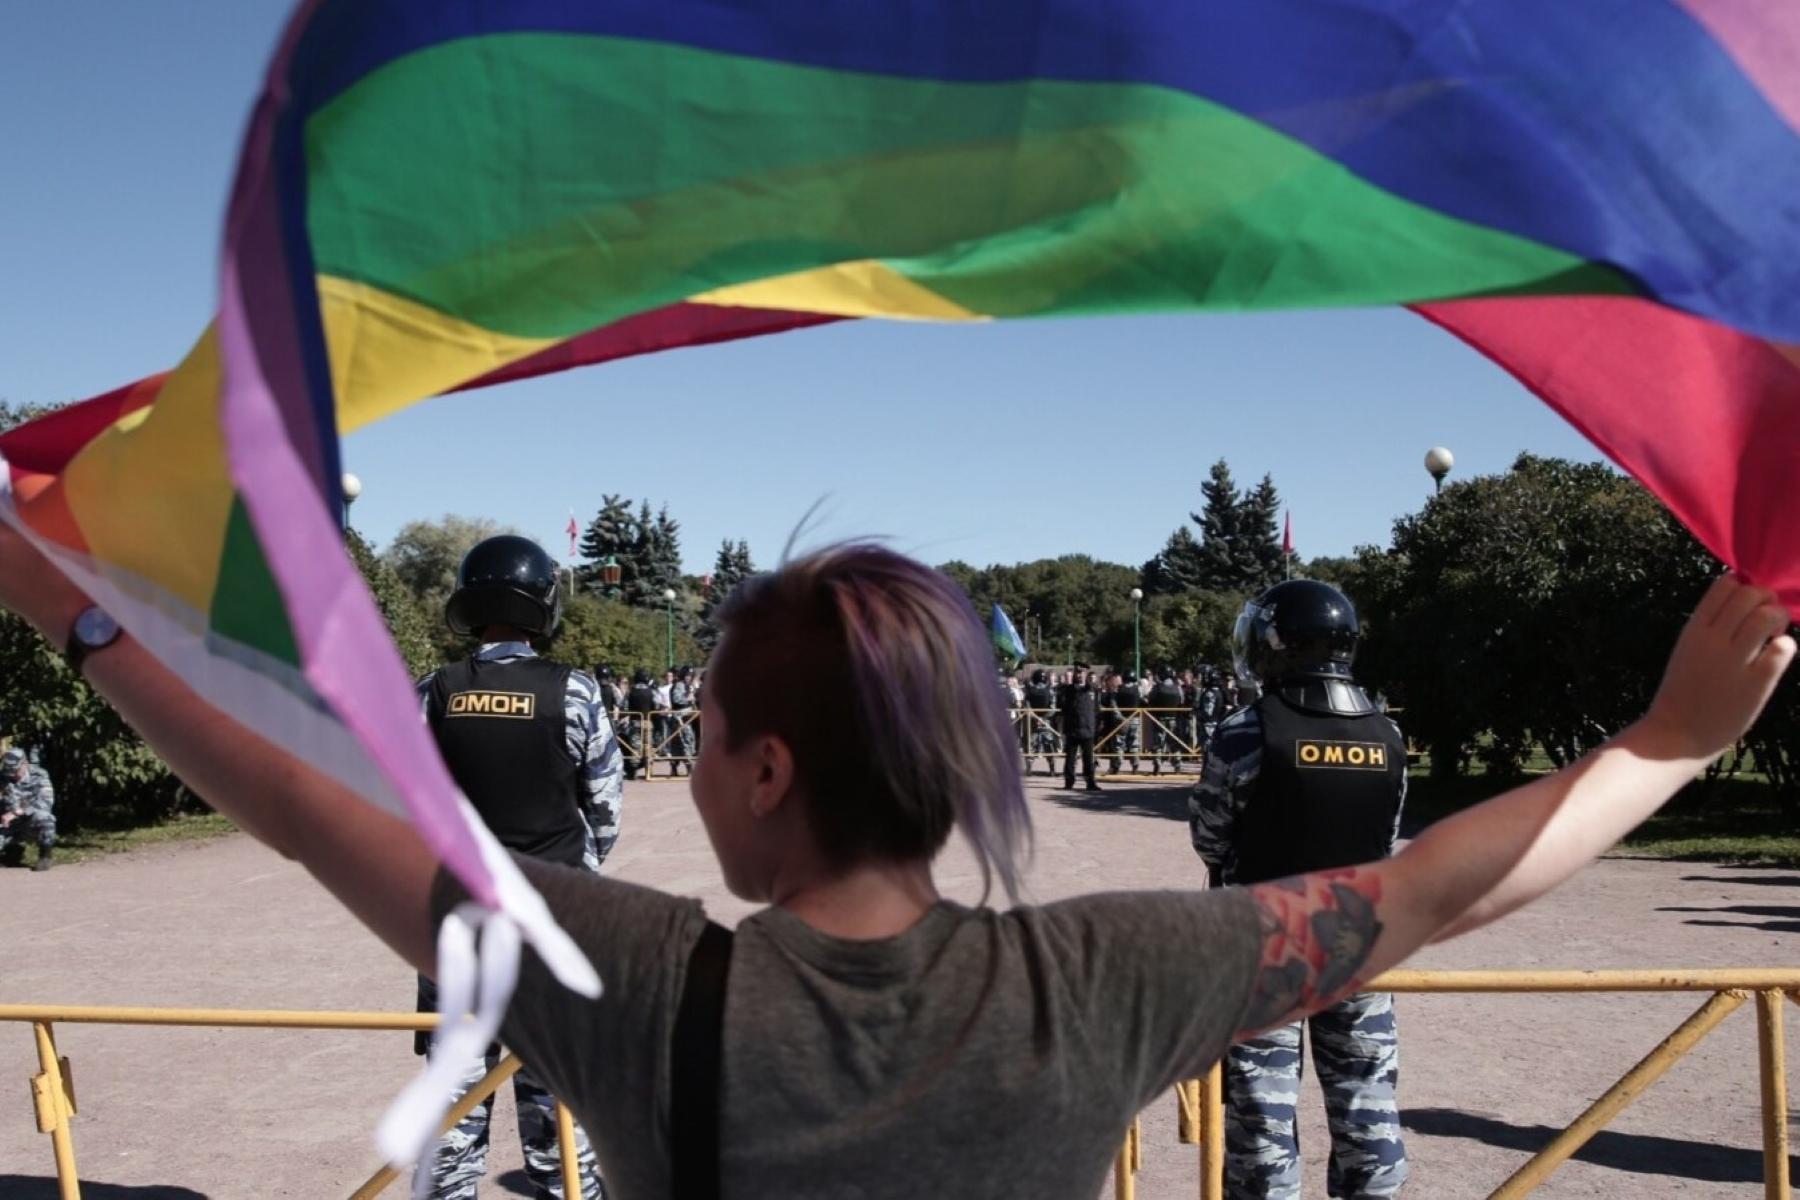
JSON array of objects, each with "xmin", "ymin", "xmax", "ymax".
[
  {"xmin": 1098, "ymin": 672, "xmax": 1125, "ymax": 774},
  {"xmin": 1114, "ymin": 673, "xmax": 1143, "ymax": 772},
  {"xmin": 1149, "ymin": 667, "xmax": 1186, "ymax": 773},
  {"xmin": 1023, "ymin": 669, "xmax": 1057, "ymax": 775},
  {"xmin": 1189, "ymin": 580, "xmax": 1408, "ymax": 1199},
  {"xmin": 669, "ymin": 665, "xmax": 698, "ymax": 776},
  {"xmin": 0, "ymin": 747, "xmax": 55, "ymax": 871},
  {"xmin": 626, "ymin": 668, "xmax": 660, "ymax": 779},
  {"xmin": 414, "ymin": 535, "xmax": 617, "ymax": 1200}
]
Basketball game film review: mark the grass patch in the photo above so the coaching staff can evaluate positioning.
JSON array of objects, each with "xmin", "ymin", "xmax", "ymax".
[
  {"xmin": 38, "ymin": 812, "xmax": 239, "ymax": 866},
  {"xmin": 1403, "ymin": 767, "xmax": 1800, "ymax": 868}
]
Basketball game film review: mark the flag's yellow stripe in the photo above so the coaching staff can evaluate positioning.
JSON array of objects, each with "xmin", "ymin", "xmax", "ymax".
[
  {"xmin": 693, "ymin": 260, "xmax": 985, "ymax": 322},
  {"xmin": 54, "ymin": 280, "xmax": 556, "ymax": 610},
  {"xmin": 319, "ymin": 277, "xmax": 558, "ymax": 433},
  {"xmin": 62, "ymin": 330, "xmax": 235, "ymax": 615}
]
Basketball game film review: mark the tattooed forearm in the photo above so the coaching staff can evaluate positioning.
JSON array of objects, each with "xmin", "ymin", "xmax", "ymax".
[{"xmin": 1236, "ymin": 869, "xmax": 1384, "ymax": 1037}]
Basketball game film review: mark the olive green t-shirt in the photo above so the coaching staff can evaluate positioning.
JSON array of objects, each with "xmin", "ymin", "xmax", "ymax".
[{"xmin": 435, "ymin": 858, "xmax": 1261, "ymax": 1199}]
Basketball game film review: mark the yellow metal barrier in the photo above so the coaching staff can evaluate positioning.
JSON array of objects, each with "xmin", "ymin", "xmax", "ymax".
[
  {"xmin": 0, "ymin": 1005, "xmax": 586, "ymax": 1200},
  {"xmin": 1149, "ymin": 968, "xmax": 1800, "ymax": 1200},
  {"xmin": 9, "ymin": 970, "xmax": 1795, "ymax": 1199},
  {"xmin": 612, "ymin": 709, "xmax": 699, "ymax": 776}
]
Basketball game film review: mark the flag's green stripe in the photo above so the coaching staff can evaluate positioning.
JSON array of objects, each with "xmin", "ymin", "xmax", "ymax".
[
  {"xmin": 210, "ymin": 499, "xmax": 302, "ymax": 667},
  {"xmin": 305, "ymin": 34, "xmax": 1623, "ymax": 339}
]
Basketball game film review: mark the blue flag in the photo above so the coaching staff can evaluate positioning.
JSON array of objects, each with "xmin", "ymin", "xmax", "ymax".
[{"xmin": 991, "ymin": 603, "xmax": 1028, "ymax": 662}]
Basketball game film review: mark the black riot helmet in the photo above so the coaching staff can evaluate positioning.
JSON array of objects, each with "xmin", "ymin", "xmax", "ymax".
[
  {"xmin": 445, "ymin": 535, "xmax": 562, "ymax": 638},
  {"xmin": 1232, "ymin": 579, "xmax": 1360, "ymax": 687}
]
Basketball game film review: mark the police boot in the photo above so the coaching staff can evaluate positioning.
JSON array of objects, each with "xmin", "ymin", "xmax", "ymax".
[{"xmin": 33, "ymin": 845, "xmax": 52, "ymax": 872}]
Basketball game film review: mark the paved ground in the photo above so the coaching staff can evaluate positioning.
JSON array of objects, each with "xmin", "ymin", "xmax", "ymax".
[{"xmin": 1, "ymin": 776, "xmax": 1795, "ymax": 1198}]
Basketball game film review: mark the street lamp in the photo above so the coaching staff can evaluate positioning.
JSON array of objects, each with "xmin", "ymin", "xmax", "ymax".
[
  {"xmin": 598, "ymin": 555, "xmax": 622, "ymax": 592},
  {"xmin": 1129, "ymin": 587, "xmax": 1144, "ymax": 679},
  {"xmin": 663, "ymin": 587, "xmax": 677, "ymax": 669},
  {"xmin": 1424, "ymin": 446, "xmax": 1455, "ymax": 494},
  {"xmin": 340, "ymin": 472, "xmax": 362, "ymax": 527}
]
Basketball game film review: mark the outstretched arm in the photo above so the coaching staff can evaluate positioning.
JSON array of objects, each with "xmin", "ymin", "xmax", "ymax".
[
  {"xmin": 0, "ymin": 526, "xmax": 440, "ymax": 973},
  {"xmin": 1235, "ymin": 574, "xmax": 1793, "ymax": 1039}
]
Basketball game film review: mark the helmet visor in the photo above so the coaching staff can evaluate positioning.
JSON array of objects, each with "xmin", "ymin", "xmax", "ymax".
[{"xmin": 1231, "ymin": 600, "xmax": 1266, "ymax": 685}]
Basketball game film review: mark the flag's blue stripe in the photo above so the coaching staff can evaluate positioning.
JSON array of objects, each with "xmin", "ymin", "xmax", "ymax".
[{"xmin": 285, "ymin": 0, "xmax": 1800, "ymax": 341}]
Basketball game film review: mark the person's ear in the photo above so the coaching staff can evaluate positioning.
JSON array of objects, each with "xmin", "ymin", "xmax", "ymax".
[{"xmin": 749, "ymin": 735, "xmax": 796, "ymax": 818}]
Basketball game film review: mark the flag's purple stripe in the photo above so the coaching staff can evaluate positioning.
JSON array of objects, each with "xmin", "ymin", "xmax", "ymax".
[{"xmin": 215, "ymin": 0, "xmax": 498, "ymax": 908}]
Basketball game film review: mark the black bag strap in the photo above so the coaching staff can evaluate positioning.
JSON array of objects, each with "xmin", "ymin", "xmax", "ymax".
[{"xmin": 670, "ymin": 920, "xmax": 733, "ymax": 1200}]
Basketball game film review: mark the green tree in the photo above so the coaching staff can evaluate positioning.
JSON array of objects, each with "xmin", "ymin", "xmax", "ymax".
[
  {"xmin": 548, "ymin": 592, "xmax": 703, "ymax": 677},
  {"xmin": 1128, "ymin": 589, "xmax": 1252, "ymax": 674},
  {"xmin": 1352, "ymin": 454, "xmax": 1722, "ymax": 782},
  {"xmin": 634, "ymin": 504, "xmax": 685, "ymax": 608},
  {"xmin": 384, "ymin": 515, "xmax": 512, "ymax": 615},
  {"xmin": 699, "ymin": 539, "xmax": 756, "ymax": 649},
  {"xmin": 938, "ymin": 555, "xmax": 1141, "ymax": 665},
  {"xmin": 1240, "ymin": 474, "xmax": 1286, "ymax": 588},
  {"xmin": 1192, "ymin": 459, "xmax": 1248, "ymax": 591},
  {"xmin": 382, "ymin": 514, "xmax": 519, "ymax": 662},
  {"xmin": 577, "ymin": 494, "xmax": 640, "ymax": 598},
  {"xmin": 346, "ymin": 528, "xmax": 438, "ymax": 677},
  {"xmin": 1142, "ymin": 525, "xmax": 1205, "ymax": 595}
]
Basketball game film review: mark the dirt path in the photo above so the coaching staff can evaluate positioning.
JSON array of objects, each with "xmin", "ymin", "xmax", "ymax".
[{"xmin": 1, "ymin": 777, "xmax": 1794, "ymax": 1197}]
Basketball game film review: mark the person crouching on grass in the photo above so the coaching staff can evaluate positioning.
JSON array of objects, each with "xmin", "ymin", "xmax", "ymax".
[{"xmin": 0, "ymin": 524, "xmax": 1789, "ymax": 1200}]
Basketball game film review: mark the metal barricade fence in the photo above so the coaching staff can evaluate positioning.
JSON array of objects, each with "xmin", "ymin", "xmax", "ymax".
[
  {"xmin": 0, "ymin": 1005, "xmax": 587, "ymax": 1200},
  {"xmin": 613, "ymin": 708, "xmax": 1210, "ymax": 780},
  {"xmin": 12, "ymin": 968, "xmax": 1794, "ymax": 1198},
  {"xmin": 610, "ymin": 709, "xmax": 700, "ymax": 777},
  {"xmin": 1118, "ymin": 968, "xmax": 1800, "ymax": 1200},
  {"xmin": 1010, "ymin": 707, "xmax": 1207, "ymax": 778}
]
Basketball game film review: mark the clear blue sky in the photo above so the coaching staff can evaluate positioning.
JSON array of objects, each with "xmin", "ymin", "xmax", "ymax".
[{"xmin": 0, "ymin": 2, "xmax": 1605, "ymax": 575}]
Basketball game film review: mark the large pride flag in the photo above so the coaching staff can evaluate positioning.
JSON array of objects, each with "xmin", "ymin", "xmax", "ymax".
[{"xmin": 2, "ymin": 0, "xmax": 1797, "ymax": 1157}]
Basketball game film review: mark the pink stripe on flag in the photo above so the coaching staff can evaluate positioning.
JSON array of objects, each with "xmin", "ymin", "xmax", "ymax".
[
  {"xmin": 1414, "ymin": 296, "xmax": 1800, "ymax": 613},
  {"xmin": 1672, "ymin": 0, "xmax": 1800, "ymax": 132},
  {"xmin": 213, "ymin": 0, "xmax": 498, "ymax": 906}
]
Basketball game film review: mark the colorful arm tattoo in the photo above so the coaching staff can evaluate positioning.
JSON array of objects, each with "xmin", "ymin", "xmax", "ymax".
[{"xmin": 1235, "ymin": 869, "xmax": 1384, "ymax": 1037}]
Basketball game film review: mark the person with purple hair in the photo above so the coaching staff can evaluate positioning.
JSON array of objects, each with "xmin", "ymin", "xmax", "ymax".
[{"xmin": 0, "ymin": 526, "xmax": 1789, "ymax": 1200}]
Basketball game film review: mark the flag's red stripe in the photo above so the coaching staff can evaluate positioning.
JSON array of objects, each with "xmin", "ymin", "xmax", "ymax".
[
  {"xmin": 451, "ymin": 303, "xmax": 840, "ymax": 394},
  {"xmin": 1413, "ymin": 297, "xmax": 1800, "ymax": 612},
  {"xmin": 0, "ymin": 372, "xmax": 170, "ymax": 475}
]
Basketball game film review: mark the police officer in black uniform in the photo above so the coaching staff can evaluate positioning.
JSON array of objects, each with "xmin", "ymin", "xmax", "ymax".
[
  {"xmin": 1189, "ymin": 579, "xmax": 1408, "ymax": 1198},
  {"xmin": 1058, "ymin": 663, "xmax": 1102, "ymax": 791},
  {"xmin": 416, "ymin": 535, "xmax": 613, "ymax": 1200}
]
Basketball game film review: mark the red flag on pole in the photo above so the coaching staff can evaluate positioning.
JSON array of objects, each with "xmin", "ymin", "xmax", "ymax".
[
  {"xmin": 566, "ymin": 510, "xmax": 579, "ymax": 558},
  {"xmin": 1282, "ymin": 511, "xmax": 1294, "ymax": 556}
]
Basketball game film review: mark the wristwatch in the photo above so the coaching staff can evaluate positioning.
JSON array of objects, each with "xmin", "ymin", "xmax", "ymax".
[{"xmin": 65, "ymin": 605, "xmax": 123, "ymax": 673}]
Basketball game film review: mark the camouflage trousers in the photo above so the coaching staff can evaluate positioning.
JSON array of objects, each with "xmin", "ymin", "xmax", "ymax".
[
  {"xmin": 0, "ymin": 812, "xmax": 54, "ymax": 854},
  {"xmin": 1223, "ymin": 991, "xmax": 1406, "ymax": 1199},
  {"xmin": 414, "ymin": 978, "xmax": 604, "ymax": 1200},
  {"xmin": 1107, "ymin": 719, "xmax": 1140, "ymax": 770}
]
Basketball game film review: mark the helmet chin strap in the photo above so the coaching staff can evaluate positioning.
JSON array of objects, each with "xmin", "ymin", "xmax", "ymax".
[{"xmin": 1275, "ymin": 676, "xmax": 1377, "ymax": 717}]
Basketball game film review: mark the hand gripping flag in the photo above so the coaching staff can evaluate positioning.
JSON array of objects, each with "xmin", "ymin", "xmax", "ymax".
[
  {"xmin": 2, "ymin": 0, "xmax": 1798, "ymax": 1162},
  {"xmin": 992, "ymin": 604, "xmax": 1029, "ymax": 664}
]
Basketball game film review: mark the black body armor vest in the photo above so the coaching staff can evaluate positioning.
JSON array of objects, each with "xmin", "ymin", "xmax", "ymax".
[
  {"xmin": 1233, "ymin": 694, "xmax": 1407, "ymax": 885},
  {"xmin": 426, "ymin": 655, "xmax": 586, "ymax": 866}
]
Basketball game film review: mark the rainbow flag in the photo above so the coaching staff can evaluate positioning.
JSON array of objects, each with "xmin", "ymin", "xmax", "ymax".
[{"xmin": 2, "ymin": 0, "xmax": 1797, "ymax": 1154}]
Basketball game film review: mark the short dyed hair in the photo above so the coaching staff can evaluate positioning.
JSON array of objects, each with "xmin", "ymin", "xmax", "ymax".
[{"xmin": 709, "ymin": 543, "xmax": 1032, "ymax": 901}]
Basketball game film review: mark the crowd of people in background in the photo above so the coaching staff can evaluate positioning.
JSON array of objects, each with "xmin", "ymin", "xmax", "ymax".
[
  {"xmin": 592, "ymin": 663, "xmax": 702, "ymax": 780},
  {"xmin": 1004, "ymin": 662, "xmax": 1261, "ymax": 778},
  {"xmin": 579, "ymin": 654, "xmax": 1296, "ymax": 785}
]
